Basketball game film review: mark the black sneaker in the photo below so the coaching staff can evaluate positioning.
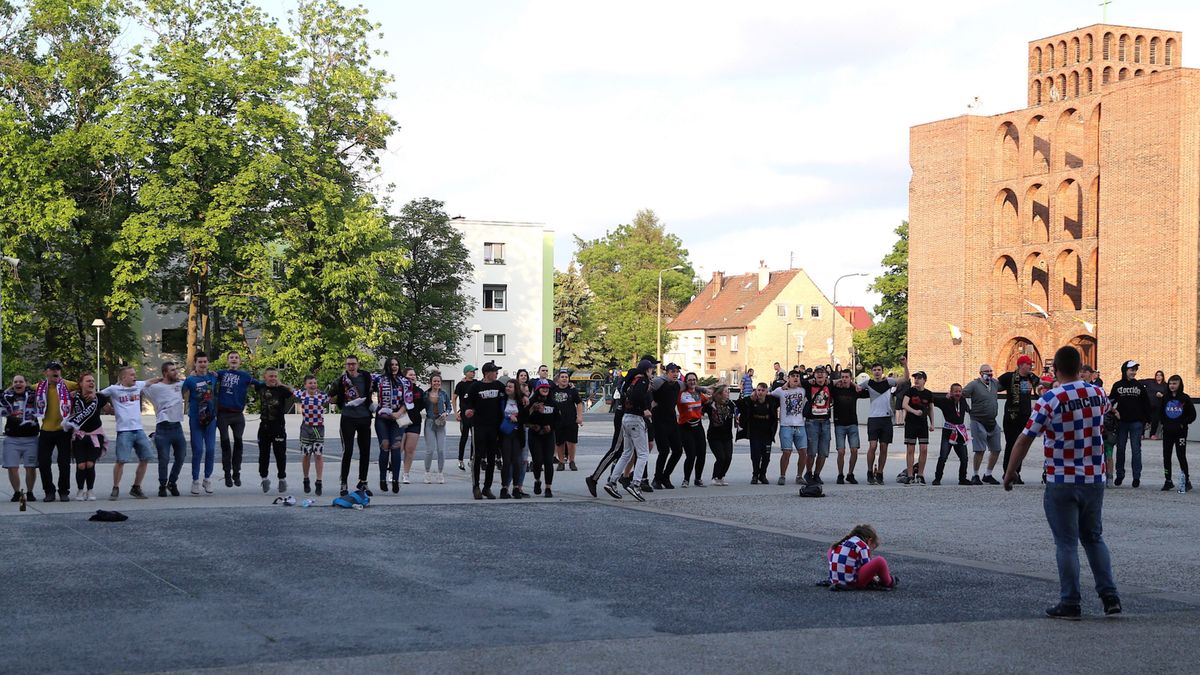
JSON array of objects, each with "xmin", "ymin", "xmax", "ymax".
[
  {"xmin": 482, "ymin": 488, "xmax": 496, "ymax": 500},
  {"xmin": 982, "ymin": 475, "xmax": 1000, "ymax": 485},
  {"xmin": 623, "ymin": 483, "xmax": 646, "ymax": 502},
  {"xmin": 557, "ymin": 462, "xmax": 566, "ymax": 472},
  {"xmin": 25, "ymin": 492, "xmax": 36, "ymax": 502},
  {"xmin": 959, "ymin": 478, "xmax": 973, "ymax": 485},
  {"xmin": 569, "ymin": 461, "xmax": 578, "ymax": 471},
  {"xmin": 932, "ymin": 478, "xmax": 942, "ymax": 486},
  {"xmin": 1162, "ymin": 481, "xmax": 1175, "ymax": 491},
  {"xmin": 813, "ymin": 475, "xmax": 824, "ymax": 485},
  {"xmin": 544, "ymin": 487, "xmax": 553, "ymax": 498},
  {"xmin": 499, "ymin": 488, "xmax": 511, "ymax": 499},
  {"xmin": 158, "ymin": 484, "xmax": 168, "ymax": 497},
  {"xmin": 585, "ymin": 476, "xmax": 599, "ymax": 497},
  {"xmin": 233, "ymin": 473, "xmax": 242, "ymax": 487},
  {"xmin": 875, "ymin": 472, "xmax": 885, "ymax": 485},
  {"xmin": 9, "ymin": 493, "xmax": 20, "ymax": 502},
  {"xmin": 1045, "ymin": 603, "xmax": 1082, "ymax": 621},
  {"xmin": 391, "ymin": 480, "xmax": 399, "ymax": 494},
  {"xmin": 129, "ymin": 485, "xmax": 148, "ymax": 500},
  {"xmin": 1113, "ymin": 475, "xmax": 1124, "ymax": 486},
  {"xmin": 866, "ymin": 473, "xmax": 877, "ymax": 486},
  {"xmin": 639, "ymin": 479, "xmax": 654, "ymax": 492},
  {"xmin": 915, "ymin": 475, "xmax": 926, "ymax": 485},
  {"xmin": 315, "ymin": 480, "xmax": 323, "ymax": 496},
  {"xmin": 380, "ymin": 480, "xmax": 388, "ymax": 494},
  {"xmin": 661, "ymin": 477, "xmax": 675, "ymax": 489},
  {"xmin": 59, "ymin": 490, "xmax": 71, "ymax": 502},
  {"xmin": 44, "ymin": 492, "xmax": 56, "ymax": 503},
  {"xmin": 836, "ymin": 474, "xmax": 845, "ymax": 485},
  {"xmin": 1101, "ymin": 594, "xmax": 1122, "ymax": 615},
  {"xmin": 1013, "ymin": 475, "xmax": 1025, "ymax": 485},
  {"xmin": 304, "ymin": 478, "xmax": 311, "ymax": 494},
  {"xmin": 472, "ymin": 485, "xmax": 482, "ymax": 500},
  {"xmin": 846, "ymin": 474, "xmax": 857, "ymax": 484},
  {"xmin": 167, "ymin": 482, "xmax": 180, "ymax": 496},
  {"xmin": 1131, "ymin": 478, "xmax": 1140, "ymax": 488},
  {"xmin": 618, "ymin": 476, "xmax": 632, "ymax": 488},
  {"xmin": 603, "ymin": 483, "xmax": 623, "ymax": 499},
  {"xmin": 972, "ymin": 475, "xmax": 983, "ymax": 485},
  {"xmin": 340, "ymin": 483, "xmax": 349, "ymax": 497},
  {"xmin": 651, "ymin": 478, "xmax": 665, "ymax": 490},
  {"xmin": 224, "ymin": 473, "xmax": 233, "ymax": 488}
]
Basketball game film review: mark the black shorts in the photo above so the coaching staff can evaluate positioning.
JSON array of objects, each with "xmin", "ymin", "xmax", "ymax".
[
  {"xmin": 904, "ymin": 423, "xmax": 930, "ymax": 444},
  {"xmin": 554, "ymin": 424, "xmax": 579, "ymax": 445},
  {"xmin": 866, "ymin": 418, "xmax": 893, "ymax": 443},
  {"xmin": 72, "ymin": 436, "xmax": 105, "ymax": 463}
]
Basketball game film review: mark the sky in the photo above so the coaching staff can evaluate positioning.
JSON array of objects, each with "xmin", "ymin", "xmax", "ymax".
[{"xmin": 260, "ymin": 0, "xmax": 1200, "ymax": 310}]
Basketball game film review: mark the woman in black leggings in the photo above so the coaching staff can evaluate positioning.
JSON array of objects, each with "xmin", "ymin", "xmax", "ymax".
[
  {"xmin": 525, "ymin": 378, "xmax": 559, "ymax": 497},
  {"xmin": 1159, "ymin": 374, "xmax": 1195, "ymax": 491},
  {"xmin": 676, "ymin": 373, "xmax": 709, "ymax": 487},
  {"xmin": 499, "ymin": 380, "xmax": 527, "ymax": 498},
  {"xmin": 705, "ymin": 385, "xmax": 736, "ymax": 485}
]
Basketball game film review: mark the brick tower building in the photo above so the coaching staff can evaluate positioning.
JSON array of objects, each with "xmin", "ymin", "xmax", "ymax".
[{"xmin": 909, "ymin": 24, "xmax": 1198, "ymax": 386}]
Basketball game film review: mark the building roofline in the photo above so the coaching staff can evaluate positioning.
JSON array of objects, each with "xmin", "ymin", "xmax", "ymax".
[
  {"xmin": 1030, "ymin": 24, "xmax": 1182, "ymax": 43},
  {"xmin": 450, "ymin": 219, "xmax": 550, "ymax": 229}
]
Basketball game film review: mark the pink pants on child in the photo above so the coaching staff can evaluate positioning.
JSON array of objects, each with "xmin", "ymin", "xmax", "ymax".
[{"xmin": 851, "ymin": 556, "xmax": 893, "ymax": 589}]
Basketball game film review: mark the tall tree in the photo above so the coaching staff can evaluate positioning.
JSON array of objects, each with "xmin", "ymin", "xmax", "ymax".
[
  {"xmin": 553, "ymin": 261, "xmax": 607, "ymax": 369},
  {"xmin": 853, "ymin": 221, "xmax": 908, "ymax": 368},
  {"xmin": 379, "ymin": 198, "xmax": 472, "ymax": 373},
  {"xmin": 575, "ymin": 209, "xmax": 693, "ymax": 363}
]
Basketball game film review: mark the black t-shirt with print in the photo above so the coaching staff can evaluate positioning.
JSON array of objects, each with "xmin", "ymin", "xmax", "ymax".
[
  {"xmin": 467, "ymin": 380, "xmax": 506, "ymax": 429},
  {"xmin": 803, "ymin": 383, "xmax": 833, "ymax": 420},
  {"xmin": 831, "ymin": 385, "xmax": 869, "ymax": 426},
  {"xmin": 550, "ymin": 384, "xmax": 581, "ymax": 426},
  {"xmin": 255, "ymin": 384, "xmax": 296, "ymax": 423}
]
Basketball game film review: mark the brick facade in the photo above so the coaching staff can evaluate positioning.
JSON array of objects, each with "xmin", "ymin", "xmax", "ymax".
[{"xmin": 910, "ymin": 24, "xmax": 1200, "ymax": 387}]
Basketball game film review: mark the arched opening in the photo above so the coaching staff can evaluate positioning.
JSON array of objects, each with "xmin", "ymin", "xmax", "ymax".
[
  {"xmin": 1046, "ymin": 77, "xmax": 1056, "ymax": 100},
  {"xmin": 1027, "ymin": 115, "xmax": 1050, "ymax": 173},
  {"xmin": 1166, "ymin": 37, "xmax": 1176, "ymax": 66},
  {"xmin": 1086, "ymin": 175, "xmax": 1100, "ymax": 238},
  {"xmin": 1085, "ymin": 67, "xmax": 1094, "ymax": 93},
  {"xmin": 1103, "ymin": 66, "xmax": 1114, "ymax": 84},
  {"xmin": 994, "ymin": 256, "xmax": 1020, "ymax": 313},
  {"xmin": 1071, "ymin": 37, "xmax": 1081, "ymax": 63},
  {"xmin": 1103, "ymin": 32, "xmax": 1113, "ymax": 60},
  {"xmin": 1025, "ymin": 183, "xmax": 1049, "ymax": 243},
  {"xmin": 1119, "ymin": 67, "xmax": 1130, "ymax": 81},
  {"xmin": 1085, "ymin": 248, "xmax": 1098, "ymax": 310},
  {"xmin": 1047, "ymin": 43, "xmax": 1056, "ymax": 69},
  {"xmin": 1070, "ymin": 70, "xmax": 1080, "ymax": 98},
  {"xmin": 1135, "ymin": 69, "xmax": 1145, "ymax": 77},
  {"xmin": 1033, "ymin": 79, "xmax": 1043, "ymax": 105},
  {"xmin": 1056, "ymin": 108, "xmax": 1085, "ymax": 170},
  {"xmin": 1068, "ymin": 335, "xmax": 1098, "ymax": 371},
  {"xmin": 1059, "ymin": 40, "xmax": 1068, "ymax": 68},
  {"xmin": 1119, "ymin": 34, "xmax": 1128, "ymax": 61},
  {"xmin": 1150, "ymin": 36, "xmax": 1160, "ymax": 64},
  {"xmin": 1086, "ymin": 34, "xmax": 1094, "ymax": 61},
  {"xmin": 1057, "ymin": 74, "xmax": 1067, "ymax": 97},
  {"xmin": 1024, "ymin": 252, "xmax": 1049, "ymax": 310},
  {"xmin": 1084, "ymin": 104, "xmax": 1100, "ymax": 165},
  {"xmin": 1033, "ymin": 46, "xmax": 1043, "ymax": 73},
  {"xmin": 1058, "ymin": 179, "xmax": 1083, "ymax": 239},
  {"xmin": 996, "ymin": 122, "xmax": 1020, "ymax": 179},
  {"xmin": 999, "ymin": 337, "xmax": 1042, "ymax": 373},
  {"xmin": 995, "ymin": 189, "xmax": 1019, "ymax": 245},
  {"xmin": 1135, "ymin": 35, "xmax": 1145, "ymax": 63},
  {"xmin": 1057, "ymin": 249, "xmax": 1082, "ymax": 311}
]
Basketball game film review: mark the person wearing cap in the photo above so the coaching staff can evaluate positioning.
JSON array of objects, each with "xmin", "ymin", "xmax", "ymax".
[
  {"xmin": 650, "ymin": 363, "xmax": 685, "ymax": 489},
  {"xmin": 586, "ymin": 357, "xmax": 658, "ymax": 497},
  {"xmin": 465, "ymin": 361, "xmax": 505, "ymax": 499},
  {"xmin": 453, "ymin": 364, "xmax": 477, "ymax": 471},
  {"xmin": 604, "ymin": 358, "xmax": 656, "ymax": 501},
  {"xmin": 899, "ymin": 371, "xmax": 936, "ymax": 484},
  {"xmin": 998, "ymin": 354, "xmax": 1041, "ymax": 484},
  {"xmin": 550, "ymin": 369, "xmax": 583, "ymax": 471},
  {"xmin": 1108, "ymin": 360, "xmax": 1152, "ymax": 487},
  {"xmin": 2, "ymin": 374, "xmax": 41, "ymax": 503},
  {"xmin": 34, "ymin": 361, "xmax": 78, "ymax": 502},
  {"xmin": 526, "ymin": 377, "xmax": 560, "ymax": 497}
]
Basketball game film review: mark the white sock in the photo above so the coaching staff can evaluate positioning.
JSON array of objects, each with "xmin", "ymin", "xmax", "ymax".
[{"xmin": 984, "ymin": 468, "xmax": 993, "ymax": 477}]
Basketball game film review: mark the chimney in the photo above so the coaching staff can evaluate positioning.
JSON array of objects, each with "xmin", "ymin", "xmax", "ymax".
[
  {"xmin": 757, "ymin": 260, "xmax": 770, "ymax": 291},
  {"xmin": 711, "ymin": 271, "xmax": 724, "ymax": 299}
]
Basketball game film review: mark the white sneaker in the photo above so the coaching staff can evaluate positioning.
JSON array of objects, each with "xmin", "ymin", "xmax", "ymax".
[
  {"xmin": 191, "ymin": 479, "xmax": 201, "ymax": 495},
  {"xmin": 436, "ymin": 472, "xmax": 445, "ymax": 484},
  {"xmin": 202, "ymin": 478, "xmax": 213, "ymax": 494},
  {"xmin": 423, "ymin": 472, "xmax": 432, "ymax": 484},
  {"xmin": 402, "ymin": 472, "xmax": 411, "ymax": 485},
  {"xmin": 87, "ymin": 489, "xmax": 97, "ymax": 501}
]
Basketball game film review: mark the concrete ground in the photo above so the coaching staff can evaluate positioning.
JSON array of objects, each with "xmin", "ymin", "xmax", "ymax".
[{"xmin": 2, "ymin": 413, "xmax": 1197, "ymax": 673}]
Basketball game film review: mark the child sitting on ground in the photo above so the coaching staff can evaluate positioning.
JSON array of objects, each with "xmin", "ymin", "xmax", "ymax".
[{"xmin": 827, "ymin": 524, "xmax": 898, "ymax": 590}]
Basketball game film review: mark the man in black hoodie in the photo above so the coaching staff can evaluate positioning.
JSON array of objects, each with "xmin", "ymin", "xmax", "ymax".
[
  {"xmin": 465, "ymin": 361, "xmax": 505, "ymax": 499},
  {"xmin": 586, "ymin": 357, "xmax": 656, "ymax": 497},
  {"xmin": 1109, "ymin": 360, "xmax": 1152, "ymax": 487},
  {"xmin": 604, "ymin": 359, "xmax": 655, "ymax": 502},
  {"xmin": 327, "ymin": 355, "xmax": 373, "ymax": 496}
]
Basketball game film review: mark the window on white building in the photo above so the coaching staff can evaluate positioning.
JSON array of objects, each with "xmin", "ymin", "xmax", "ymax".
[
  {"xmin": 810, "ymin": 305, "xmax": 822, "ymax": 319},
  {"xmin": 796, "ymin": 304, "xmax": 804, "ymax": 318},
  {"xmin": 484, "ymin": 242, "xmax": 505, "ymax": 265},
  {"xmin": 484, "ymin": 333, "xmax": 506, "ymax": 354},
  {"xmin": 719, "ymin": 335, "xmax": 727, "ymax": 345},
  {"xmin": 777, "ymin": 304, "xmax": 787, "ymax": 317},
  {"xmin": 483, "ymin": 284, "xmax": 507, "ymax": 311},
  {"xmin": 730, "ymin": 335, "xmax": 739, "ymax": 352}
]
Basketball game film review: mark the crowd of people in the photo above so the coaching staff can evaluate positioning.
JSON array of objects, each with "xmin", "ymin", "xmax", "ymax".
[{"xmin": 1, "ymin": 347, "xmax": 1194, "ymax": 506}]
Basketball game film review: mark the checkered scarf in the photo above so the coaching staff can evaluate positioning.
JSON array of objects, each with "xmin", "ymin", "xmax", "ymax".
[{"xmin": 35, "ymin": 379, "xmax": 71, "ymax": 418}]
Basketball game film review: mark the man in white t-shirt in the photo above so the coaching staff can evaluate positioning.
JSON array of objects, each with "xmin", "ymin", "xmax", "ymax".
[
  {"xmin": 100, "ymin": 365, "xmax": 153, "ymax": 500},
  {"xmin": 770, "ymin": 370, "xmax": 808, "ymax": 486},
  {"xmin": 144, "ymin": 361, "xmax": 186, "ymax": 497}
]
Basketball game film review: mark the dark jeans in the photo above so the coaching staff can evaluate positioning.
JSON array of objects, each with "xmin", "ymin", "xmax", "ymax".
[
  {"xmin": 681, "ymin": 423, "xmax": 707, "ymax": 481},
  {"xmin": 749, "ymin": 438, "xmax": 772, "ymax": 479},
  {"xmin": 258, "ymin": 421, "xmax": 287, "ymax": 479},
  {"xmin": 935, "ymin": 434, "xmax": 968, "ymax": 482},
  {"xmin": 1163, "ymin": 430, "xmax": 1189, "ymax": 479},
  {"xmin": 472, "ymin": 425, "xmax": 499, "ymax": 489},
  {"xmin": 217, "ymin": 410, "xmax": 246, "ymax": 477},
  {"xmin": 1043, "ymin": 483, "xmax": 1118, "ymax": 605},
  {"xmin": 709, "ymin": 435, "xmax": 733, "ymax": 479},
  {"xmin": 1002, "ymin": 414, "xmax": 1025, "ymax": 476},
  {"xmin": 1114, "ymin": 421, "xmax": 1144, "ymax": 480},
  {"xmin": 38, "ymin": 429, "xmax": 72, "ymax": 495},
  {"xmin": 529, "ymin": 431, "xmax": 556, "ymax": 485},
  {"xmin": 155, "ymin": 421, "xmax": 187, "ymax": 484},
  {"xmin": 458, "ymin": 419, "xmax": 472, "ymax": 462},
  {"xmin": 653, "ymin": 419, "xmax": 684, "ymax": 481},
  {"xmin": 339, "ymin": 416, "xmax": 372, "ymax": 484},
  {"xmin": 500, "ymin": 432, "xmax": 523, "ymax": 487}
]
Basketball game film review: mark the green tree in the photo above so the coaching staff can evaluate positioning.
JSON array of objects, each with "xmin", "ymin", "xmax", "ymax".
[
  {"xmin": 575, "ymin": 209, "xmax": 693, "ymax": 363},
  {"xmin": 378, "ymin": 198, "xmax": 472, "ymax": 373},
  {"xmin": 554, "ymin": 261, "xmax": 608, "ymax": 369},
  {"xmin": 853, "ymin": 221, "xmax": 908, "ymax": 368}
]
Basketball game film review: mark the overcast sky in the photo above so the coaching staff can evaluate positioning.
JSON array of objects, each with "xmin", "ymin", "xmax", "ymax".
[{"xmin": 261, "ymin": 0, "xmax": 1200, "ymax": 309}]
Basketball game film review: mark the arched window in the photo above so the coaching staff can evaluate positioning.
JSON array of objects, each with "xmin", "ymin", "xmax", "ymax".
[
  {"xmin": 1058, "ymin": 179, "xmax": 1083, "ymax": 239},
  {"xmin": 1135, "ymin": 36, "xmax": 1145, "ymax": 63},
  {"xmin": 1057, "ymin": 74, "xmax": 1067, "ymax": 98},
  {"xmin": 1086, "ymin": 174, "xmax": 1100, "ymax": 238},
  {"xmin": 1034, "ymin": 46, "xmax": 1043, "ymax": 73},
  {"xmin": 1027, "ymin": 115, "xmax": 1050, "ymax": 173},
  {"xmin": 1103, "ymin": 66, "xmax": 1114, "ymax": 84},
  {"xmin": 1119, "ymin": 67, "xmax": 1130, "ymax": 81},
  {"xmin": 1166, "ymin": 38, "xmax": 1176, "ymax": 65},
  {"xmin": 1059, "ymin": 40, "xmax": 1068, "ymax": 68},
  {"xmin": 1086, "ymin": 34, "xmax": 1094, "ymax": 61},
  {"xmin": 1085, "ymin": 67, "xmax": 1094, "ymax": 93},
  {"xmin": 1135, "ymin": 69, "xmax": 1145, "ymax": 77},
  {"xmin": 1033, "ymin": 79, "xmax": 1043, "ymax": 105},
  {"xmin": 1070, "ymin": 70, "xmax": 1080, "ymax": 98},
  {"xmin": 1047, "ymin": 43, "xmax": 1056, "ymax": 69},
  {"xmin": 1071, "ymin": 37, "xmax": 1081, "ymax": 63},
  {"xmin": 1024, "ymin": 253, "xmax": 1049, "ymax": 310},
  {"xmin": 1057, "ymin": 249, "xmax": 1082, "ymax": 311},
  {"xmin": 996, "ymin": 122, "xmax": 1020, "ymax": 179},
  {"xmin": 995, "ymin": 189, "xmax": 1019, "ymax": 246},
  {"xmin": 1150, "ymin": 36, "xmax": 1160, "ymax": 64},
  {"xmin": 1118, "ymin": 34, "xmax": 1128, "ymax": 61},
  {"xmin": 1103, "ymin": 33, "xmax": 1113, "ymax": 60},
  {"xmin": 994, "ymin": 256, "xmax": 1020, "ymax": 313},
  {"xmin": 1025, "ymin": 183, "xmax": 1049, "ymax": 243}
]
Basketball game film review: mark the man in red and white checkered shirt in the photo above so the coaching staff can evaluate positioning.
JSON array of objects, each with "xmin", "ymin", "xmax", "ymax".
[{"xmin": 1006, "ymin": 346, "xmax": 1120, "ymax": 621}]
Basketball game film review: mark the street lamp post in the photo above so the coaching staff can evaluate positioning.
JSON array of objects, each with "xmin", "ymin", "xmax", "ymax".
[
  {"xmin": 470, "ymin": 323, "xmax": 482, "ymax": 366},
  {"xmin": 831, "ymin": 272, "xmax": 869, "ymax": 369},
  {"xmin": 657, "ymin": 265, "xmax": 684, "ymax": 364},
  {"xmin": 0, "ymin": 256, "xmax": 20, "ymax": 388},
  {"xmin": 91, "ymin": 319, "xmax": 106, "ymax": 384},
  {"xmin": 784, "ymin": 321, "xmax": 792, "ymax": 366}
]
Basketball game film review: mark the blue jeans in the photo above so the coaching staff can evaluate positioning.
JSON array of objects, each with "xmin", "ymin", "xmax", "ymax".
[
  {"xmin": 189, "ymin": 416, "xmax": 217, "ymax": 480},
  {"xmin": 805, "ymin": 419, "xmax": 831, "ymax": 458},
  {"xmin": 375, "ymin": 417, "xmax": 404, "ymax": 480},
  {"xmin": 1043, "ymin": 483, "xmax": 1118, "ymax": 605},
  {"xmin": 1114, "ymin": 421, "xmax": 1144, "ymax": 479},
  {"xmin": 155, "ymin": 422, "xmax": 187, "ymax": 484}
]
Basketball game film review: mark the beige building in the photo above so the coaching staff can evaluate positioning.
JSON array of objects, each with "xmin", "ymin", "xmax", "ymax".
[{"xmin": 665, "ymin": 263, "xmax": 856, "ymax": 384}]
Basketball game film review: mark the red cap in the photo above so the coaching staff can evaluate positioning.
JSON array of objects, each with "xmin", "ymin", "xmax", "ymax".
[{"xmin": 1016, "ymin": 355, "xmax": 1034, "ymax": 367}]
